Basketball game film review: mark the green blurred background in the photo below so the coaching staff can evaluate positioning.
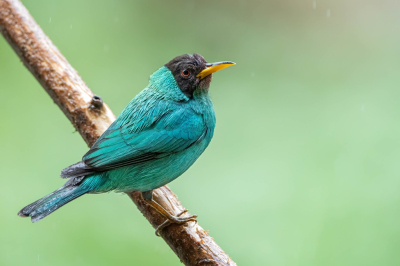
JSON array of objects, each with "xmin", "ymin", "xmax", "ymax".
[{"xmin": 1, "ymin": 0, "xmax": 400, "ymax": 265}]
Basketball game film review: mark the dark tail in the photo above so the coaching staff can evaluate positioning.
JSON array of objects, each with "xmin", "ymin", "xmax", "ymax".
[{"xmin": 18, "ymin": 179, "xmax": 90, "ymax": 222}]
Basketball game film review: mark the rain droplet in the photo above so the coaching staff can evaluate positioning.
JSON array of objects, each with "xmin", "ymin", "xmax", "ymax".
[
  {"xmin": 313, "ymin": 1, "xmax": 316, "ymax": 10},
  {"xmin": 327, "ymin": 9, "xmax": 331, "ymax": 18},
  {"xmin": 49, "ymin": 17, "xmax": 52, "ymax": 23},
  {"xmin": 70, "ymin": 24, "xmax": 73, "ymax": 29},
  {"xmin": 104, "ymin": 44, "xmax": 109, "ymax": 52}
]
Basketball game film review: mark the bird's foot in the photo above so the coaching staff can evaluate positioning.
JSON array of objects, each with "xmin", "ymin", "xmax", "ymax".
[{"xmin": 155, "ymin": 209, "xmax": 197, "ymax": 236}]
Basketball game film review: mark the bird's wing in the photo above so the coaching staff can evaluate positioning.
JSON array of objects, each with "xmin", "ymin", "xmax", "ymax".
[{"xmin": 81, "ymin": 105, "xmax": 206, "ymax": 172}]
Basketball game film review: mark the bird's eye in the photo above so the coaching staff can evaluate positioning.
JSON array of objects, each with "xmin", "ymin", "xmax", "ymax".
[{"xmin": 181, "ymin": 69, "xmax": 190, "ymax": 77}]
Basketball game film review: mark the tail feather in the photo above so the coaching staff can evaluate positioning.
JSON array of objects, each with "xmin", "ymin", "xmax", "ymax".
[
  {"xmin": 18, "ymin": 184, "xmax": 89, "ymax": 223},
  {"xmin": 18, "ymin": 187, "xmax": 63, "ymax": 217}
]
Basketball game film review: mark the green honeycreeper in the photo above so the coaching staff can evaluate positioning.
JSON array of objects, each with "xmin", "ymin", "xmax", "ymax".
[{"xmin": 18, "ymin": 54, "xmax": 235, "ymax": 233}]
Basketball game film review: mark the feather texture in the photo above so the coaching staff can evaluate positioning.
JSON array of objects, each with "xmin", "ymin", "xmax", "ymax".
[
  {"xmin": 20, "ymin": 56, "xmax": 217, "ymax": 221},
  {"xmin": 60, "ymin": 66, "xmax": 215, "ymax": 192}
]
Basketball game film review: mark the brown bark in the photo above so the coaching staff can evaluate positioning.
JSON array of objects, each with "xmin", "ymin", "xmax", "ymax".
[{"xmin": 0, "ymin": 0, "xmax": 236, "ymax": 265}]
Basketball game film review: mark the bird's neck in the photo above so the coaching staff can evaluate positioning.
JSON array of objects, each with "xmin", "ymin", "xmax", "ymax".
[
  {"xmin": 148, "ymin": 66, "xmax": 189, "ymax": 102},
  {"xmin": 148, "ymin": 67, "xmax": 214, "ymax": 123},
  {"xmin": 190, "ymin": 89, "xmax": 215, "ymax": 127},
  {"xmin": 192, "ymin": 88, "xmax": 211, "ymax": 101}
]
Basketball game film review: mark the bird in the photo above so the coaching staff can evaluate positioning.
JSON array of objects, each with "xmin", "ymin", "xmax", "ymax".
[{"xmin": 18, "ymin": 54, "xmax": 235, "ymax": 234}]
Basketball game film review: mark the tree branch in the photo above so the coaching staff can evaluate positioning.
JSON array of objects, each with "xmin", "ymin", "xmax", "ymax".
[{"xmin": 0, "ymin": 1, "xmax": 236, "ymax": 265}]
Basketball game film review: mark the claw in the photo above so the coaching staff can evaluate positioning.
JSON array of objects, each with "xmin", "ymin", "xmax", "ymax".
[
  {"xmin": 177, "ymin": 209, "xmax": 188, "ymax": 217},
  {"xmin": 155, "ymin": 209, "xmax": 197, "ymax": 236},
  {"xmin": 155, "ymin": 219, "xmax": 171, "ymax": 236}
]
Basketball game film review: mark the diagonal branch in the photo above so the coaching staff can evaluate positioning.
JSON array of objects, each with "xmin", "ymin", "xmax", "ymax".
[{"xmin": 0, "ymin": 0, "xmax": 236, "ymax": 265}]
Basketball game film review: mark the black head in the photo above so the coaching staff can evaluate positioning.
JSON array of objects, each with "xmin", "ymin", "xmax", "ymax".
[{"xmin": 165, "ymin": 54, "xmax": 211, "ymax": 98}]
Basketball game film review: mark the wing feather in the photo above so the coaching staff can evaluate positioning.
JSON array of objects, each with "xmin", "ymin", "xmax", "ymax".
[{"xmin": 81, "ymin": 103, "xmax": 206, "ymax": 172}]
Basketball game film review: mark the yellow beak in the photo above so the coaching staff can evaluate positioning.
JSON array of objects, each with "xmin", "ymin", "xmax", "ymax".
[{"xmin": 197, "ymin": 61, "xmax": 235, "ymax": 80}]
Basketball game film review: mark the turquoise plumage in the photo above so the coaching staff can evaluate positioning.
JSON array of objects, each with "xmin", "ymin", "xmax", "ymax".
[
  {"xmin": 18, "ymin": 54, "xmax": 234, "ymax": 231},
  {"xmin": 84, "ymin": 66, "xmax": 215, "ymax": 192}
]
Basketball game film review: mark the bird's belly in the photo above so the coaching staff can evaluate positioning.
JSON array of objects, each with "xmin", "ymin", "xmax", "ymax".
[{"xmin": 104, "ymin": 138, "xmax": 210, "ymax": 192}]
